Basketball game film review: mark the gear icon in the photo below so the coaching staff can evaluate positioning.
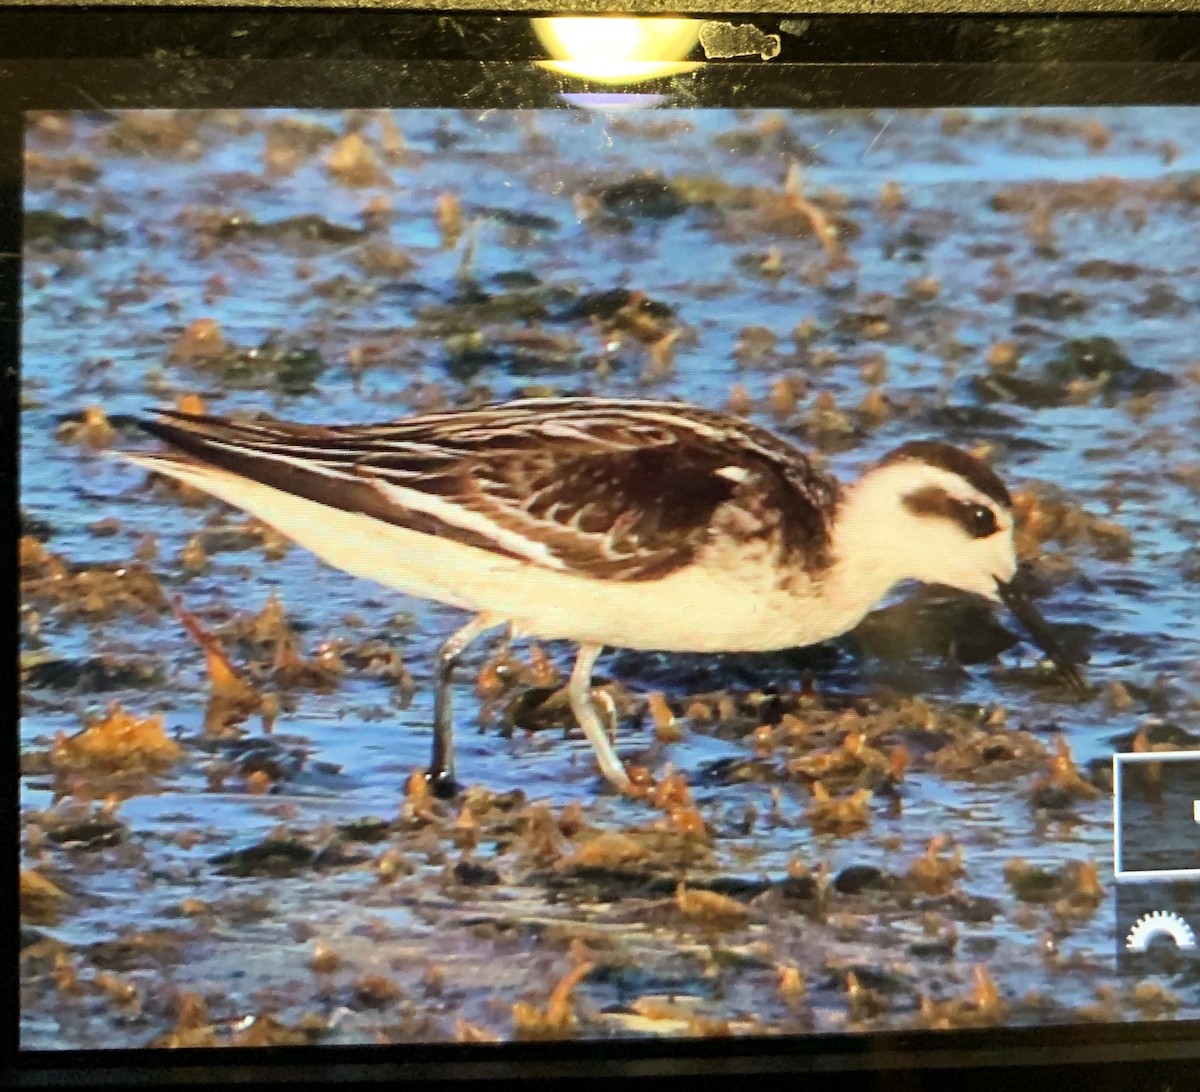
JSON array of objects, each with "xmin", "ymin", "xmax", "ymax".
[{"xmin": 1125, "ymin": 910, "xmax": 1197, "ymax": 952}]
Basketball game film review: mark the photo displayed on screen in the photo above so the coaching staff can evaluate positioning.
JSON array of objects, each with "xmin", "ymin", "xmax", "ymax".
[{"xmin": 19, "ymin": 103, "xmax": 1200, "ymax": 1049}]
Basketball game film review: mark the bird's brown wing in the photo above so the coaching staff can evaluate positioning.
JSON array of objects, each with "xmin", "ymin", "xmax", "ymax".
[{"xmin": 136, "ymin": 399, "xmax": 839, "ymax": 581}]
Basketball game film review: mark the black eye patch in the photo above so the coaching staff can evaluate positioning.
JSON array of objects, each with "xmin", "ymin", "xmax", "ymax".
[{"xmin": 903, "ymin": 486, "xmax": 999, "ymax": 539}]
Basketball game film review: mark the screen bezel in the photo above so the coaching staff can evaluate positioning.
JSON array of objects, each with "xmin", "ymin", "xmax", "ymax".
[{"xmin": 7, "ymin": 7, "xmax": 1200, "ymax": 1086}]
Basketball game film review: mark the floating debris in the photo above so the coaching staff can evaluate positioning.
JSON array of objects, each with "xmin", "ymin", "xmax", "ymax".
[
  {"xmin": 353, "ymin": 972, "xmax": 403, "ymax": 1009},
  {"xmin": 787, "ymin": 729, "xmax": 892, "ymax": 791},
  {"xmin": 20, "ymin": 538, "xmax": 169, "ymax": 620},
  {"xmin": 1044, "ymin": 336, "xmax": 1172, "ymax": 397},
  {"xmin": 356, "ymin": 244, "xmax": 419, "ymax": 283},
  {"xmin": 230, "ymin": 1014, "xmax": 316, "ymax": 1049},
  {"xmin": 202, "ymin": 210, "xmax": 369, "ymax": 247},
  {"xmin": 916, "ymin": 966, "xmax": 1007, "ymax": 1029},
  {"xmin": 24, "ymin": 149, "xmax": 101, "ymax": 184},
  {"xmin": 675, "ymin": 882, "xmax": 752, "ymax": 928},
  {"xmin": 785, "ymin": 162, "xmax": 851, "ymax": 267},
  {"xmin": 20, "ymin": 869, "xmax": 68, "ymax": 925},
  {"xmin": 557, "ymin": 831, "xmax": 647, "ymax": 871},
  {"xmin": 511, "ymin": 961, "xmax": 594, "ymax": 1039},
  {"xmin": 832, "ymin": 864, "xmax": 891, "ymax": 896},
  {"xmin": 715, "ymin": 114, "xmax": 818, "ymax": 160},
  {"xmin": 590, "ymin": 175, "xmax": 688, "ymax": 220},
  {"xmin": 175, "ymin": 599, "xmax": 263, "ymax": 735},
  {"xmin": 210, "ymin": 835, "xmax": 317, "ymax": 878},
  {"xmin": 1029, "ymin": 736, "xmax": 1102, "ymax": 809},
  {"xmin": 435, "ymin": 193, "xmax": 465, "ymax": 247},
  {"xmin": 647, "ymin": 692, "xmax": 683, "ymax": 745},
  {"xmin": 907, "ymin": 275, "xmax": 940, "ymax": 301},
  {"xmin": 726, "ymin": 384, "xmax": 754, "ymax": 416},
  {"xmin": 1011, "ymin": 486, "xmax": 1133, "ymax": 562},
  {"xmin": 325, "ymin": 132, "xmax": 385, "ymax": 187},
  {"xmin": 178, "ymin": 534, "xmax": 209, "ymax": 575},
  {"xmin": 806, "ymin": 782, "xmax": 872, "ymax": 835},
  {"xmin": 32, "ymin": 798, "xmax": 127, "ymax": 851},
  {"xmin": 1014, "ymin": 289, "xmax": 1088, "ymax": 321},
  {"xmin": 879, "ymin": 180, "xmax": 905, "ymax": 211},
  {"xmin": 1004, "ymin": 857, "xmax": 1103, "ymax": 913},
  {"xmin": 400, "ymin": 769, "xmax": 444, "ymax": 826},
  {"xmin": 25, "ymin": 209, "xmax": 120, "ymax": 248},
  {"xmin": 904, "ymin": 836, "xmax": 965, "ymax": 896},
  {"xmin": 777, "ymin": 964, "xmax": 806, "ymax": 1005},
  {"xmin": 1129, "ymin": 980, "xmax": 1180, "ymax": 1017},
  {"xmin": 973, "ymin": 335, "xmax": 1173, "ymax": 409},
  {"xmin": 768, "ymin": 374, "xmax": 804, "ymax": 420},
  {"xmin": 168, "ymin": 318, "xmax": 228, "ymax": 363},
  {"xmin": 50, "ymin": 702, "xmax": 182, "ymax": 774},
  {"xmin": 272, "ymin": 635, "xmax": 344, "ymax": 692},
  {"xmin": 858, "ymin": 389, "xmax": 891, "ymax": 428},
  {"xmin": 88, "ymin": 517, "xmax": 121, "ymax": 538},
  {"xmin": 55, "ymin": 405, "xmax": 116, "ymax": 448},
  {"xmin": 456, "ymin": 1017, "xmax": 502, "ymax": 1043},
  {"xmin": 987, "ymin": 341, "xmax": 1021, "ymax": 375},
  {"xmin": 843, "ymin": 969, "xmax": 888, "ymax": 1020},
  {"xmin": 21, "ymin": 652, "xmax": 166, "ymax": 694},
  {"xmin": 931, "ymin": 714, "xmax": 1048, "ymax": 782},
  {"xmin": 165, "ymin": 320, "xmax": 328, "ymax": 395}
]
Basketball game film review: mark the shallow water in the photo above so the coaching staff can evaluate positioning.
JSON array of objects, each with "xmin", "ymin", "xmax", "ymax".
[{"xmin": 19, "ymin": 106, "xmax": 1200, "ymax": 1048}]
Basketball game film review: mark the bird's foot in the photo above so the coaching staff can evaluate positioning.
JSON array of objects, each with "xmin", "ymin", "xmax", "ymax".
[{"xmin": 424, "ymin": 768, "xmax": 461, "ymax": 800}]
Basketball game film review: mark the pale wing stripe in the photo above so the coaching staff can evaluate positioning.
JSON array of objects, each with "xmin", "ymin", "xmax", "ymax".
[
  {"xmin": 195, "ymin": 437, "xmax": 459, "ymax": 465},
  {"xmin": 524, "ymin": 420, "xmax": 625, "ymax": 445},
  {"xmin": 368, "ymin": 479, "xmax": 566, "ymax": 569},
  {"xmin": 187, "ymin": 436, "xmax": 567, "ymax": 568},
  {"xmin": 195, "ymin": 438, "xmax": 372, "ymax": 462},
  {"xmin": 358, "ymin": 465, "xmax": 435, "ymax": 481},
  {"xmin": 347, "ymin": 440, "xmax": 462, "ymax": 458}
]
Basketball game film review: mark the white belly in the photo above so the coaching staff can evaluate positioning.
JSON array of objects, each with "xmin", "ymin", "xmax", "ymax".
[{"xmin": 122, "ymin": 456, "xmax": 869, "ymax": 653}]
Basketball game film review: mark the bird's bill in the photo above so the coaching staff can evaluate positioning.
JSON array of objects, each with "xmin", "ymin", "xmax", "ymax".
[{"xmin": 996, "ymin": 578, "xmax": 1088, "ymax": 697}]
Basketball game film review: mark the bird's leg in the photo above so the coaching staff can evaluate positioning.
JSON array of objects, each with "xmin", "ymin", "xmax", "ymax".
[
  {"xmin": 427, "ymin": 612, "xmax": 503, "ymax": 798},
  {"xmin": 494, "ymin": 623, "xmax": 516, "ymax": 661},
  {"xmin": 594, "ymin": 688, "xmax": 619, "ymax": 742},
  {"xmin": 567, "ymin": 643, "xmax": 631, "ymax": 791}
]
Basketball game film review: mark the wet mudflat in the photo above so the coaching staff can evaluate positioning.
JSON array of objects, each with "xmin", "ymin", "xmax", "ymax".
[{"xmin": 19, "ymin": 106, "xmax": 1200, "ymax": 1048}]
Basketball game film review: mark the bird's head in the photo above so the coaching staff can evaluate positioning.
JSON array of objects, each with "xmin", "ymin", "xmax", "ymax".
[{"xmin": 839, "ymin": 440, "xmax": 1086, "ymax": 695}]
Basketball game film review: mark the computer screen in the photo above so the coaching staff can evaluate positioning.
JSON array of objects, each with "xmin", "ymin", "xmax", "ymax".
[{"xmin": 11, "ymin": 8, "xmax": 1200, "ymax": 1076}]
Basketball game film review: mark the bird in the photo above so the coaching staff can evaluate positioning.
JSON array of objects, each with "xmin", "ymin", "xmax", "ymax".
[{"xmin": 115, "ymin": 396, "xmax": 1087, "ymax": 795}]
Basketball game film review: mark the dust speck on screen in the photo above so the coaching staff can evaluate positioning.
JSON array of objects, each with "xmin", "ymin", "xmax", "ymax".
[{"xmin": 18, "ymin": 93, "xmax": 1200, "ymax": 1051}]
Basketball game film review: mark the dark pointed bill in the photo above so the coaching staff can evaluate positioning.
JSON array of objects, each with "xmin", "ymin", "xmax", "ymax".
[{"xmin": 996, "ymin": 578, "xmax": 1088, "ymax": 697}]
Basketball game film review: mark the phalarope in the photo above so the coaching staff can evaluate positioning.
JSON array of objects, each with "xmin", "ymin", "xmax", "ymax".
[{"xmin": 118, "ymin": 397, "xmax": 1086, "ymax": 794}]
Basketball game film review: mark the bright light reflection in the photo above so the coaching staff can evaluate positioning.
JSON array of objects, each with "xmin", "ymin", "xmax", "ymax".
[
  {"xmin": 532, "ymin": 17, "xmax": 701, "ymax": 86},
  {"xmin": 559, "ymin": 93, "xmax": 669, "ymax": 110}
]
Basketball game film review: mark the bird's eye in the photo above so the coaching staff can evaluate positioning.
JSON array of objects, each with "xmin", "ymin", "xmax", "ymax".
[{"xmin": 962, "ymin": 503, "xmax": 998, "ymax": 539}]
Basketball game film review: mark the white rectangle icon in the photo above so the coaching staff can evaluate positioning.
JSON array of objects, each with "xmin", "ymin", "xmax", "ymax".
[{"xmin": 1114, "ymin": 750, "xmax": 1200, "ymax": 882}]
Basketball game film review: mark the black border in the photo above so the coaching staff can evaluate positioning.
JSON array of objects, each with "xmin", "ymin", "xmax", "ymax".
[
  {"xmin": 0, "ymin": 8, "xmax": 1196, "ymax": 62},
  {"xmin": 7, "ymin": 8, "xmax": 1200, "ymax": 1088}
]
